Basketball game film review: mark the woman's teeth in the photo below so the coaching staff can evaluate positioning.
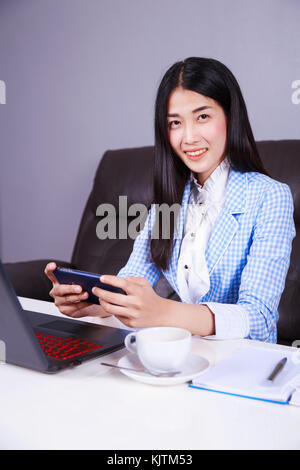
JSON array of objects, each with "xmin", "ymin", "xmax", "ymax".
[{"xmin": 186, "ymin": 148, "xmax": 207, "ymax": 156}]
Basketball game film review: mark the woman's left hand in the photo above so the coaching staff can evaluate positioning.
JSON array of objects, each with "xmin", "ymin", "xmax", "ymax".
[{"xmin": 92, "ymin": 275, "xmax": 167, "ymax": 328}]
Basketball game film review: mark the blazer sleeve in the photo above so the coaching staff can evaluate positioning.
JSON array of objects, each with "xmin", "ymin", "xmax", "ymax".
[
  {"xmin": 236, "ymin": 181, "xmax": 296, "ymax": 341},
  {"xmin": 117, "ymin": 206, "xmax": 161, "ymax": 286}
]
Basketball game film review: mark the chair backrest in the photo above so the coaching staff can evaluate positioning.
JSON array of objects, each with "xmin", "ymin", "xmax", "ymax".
[
  {"xmin": 256, "ymin": 141, "xmax": 300, "ymax": 345},
  {"xmin": 71, "ymin": 140, "xmax": 300, "ymax": 345},
  {"xmin": 71, "ymin": 146, "xmax": 155, "ymax": 275}
]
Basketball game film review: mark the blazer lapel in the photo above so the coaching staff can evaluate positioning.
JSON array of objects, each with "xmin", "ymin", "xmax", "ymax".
[
  {"xmin": 163, "ymin": 169, "xmax": 248, "ymax": 290},
  {"xmin": 205, "ymin": 169, "xmax": 248, "ymax": 275},
  {"xmin": 167, "ymin": 180, "xmax": 192, "ymax": 291}
]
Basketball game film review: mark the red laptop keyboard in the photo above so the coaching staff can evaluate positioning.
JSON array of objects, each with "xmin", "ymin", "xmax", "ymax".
[{"xmin": 35, "ymin": 332, "xmax": 103, "ymax": 361}]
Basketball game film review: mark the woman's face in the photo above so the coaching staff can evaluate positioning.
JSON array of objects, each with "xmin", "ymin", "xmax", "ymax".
[{"xmin": 167, "ymin": 87, "xmax": 227, "ymax": 185}]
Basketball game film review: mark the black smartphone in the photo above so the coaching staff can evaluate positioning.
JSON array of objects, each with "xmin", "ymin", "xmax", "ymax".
[{"xmin": 53, "ymin": 267, "xmax": 126, "ymax": 305}]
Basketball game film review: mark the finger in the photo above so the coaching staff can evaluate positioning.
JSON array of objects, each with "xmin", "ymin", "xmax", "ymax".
[
  {"xmin": 100, "ymin": 275, "xmax": 139, "ymax": 295},
  {"xmin": 52, "ymin": 283, "xmax": 83, "ymax": 297},
  {"xmin": 62, "ymin": 302, "xmax": 110, "ymax": 318},
  {"xmin": 99, "ymin": 299, "xmax": 130, "ymax": 317},
  {"xmin": 61, "ymin": 302, "xmax": 114, "ymax": 319},
  {"xmin": 44, "ymin": 262, "xmax": 58, "ymax": 284},
  {"xmin": 67, "ymin": 303, "xmax": 98, "ymax": 318},
  {"xmin": 59, "ymin": 302, "xmax": 92, "ymax": 317},
  {"xmin": 70, "ymin": 303, "xmax": 113, "ymax": 318},
  {"xmin": 54, "ymin": 291, "xmax": 89, "ymax": 306},
  {"xmin": 100, "ymin": 274, "xmax": 128, "ymax": 290},
  {"xmin": 92, "ymin": 287, "xmax": 128, "ymax": 306}
]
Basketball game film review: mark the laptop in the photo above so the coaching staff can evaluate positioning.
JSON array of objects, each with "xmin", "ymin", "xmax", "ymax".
[{"xmin": 0, "ymin": 260, "xmax": 128, "ymax": 373}]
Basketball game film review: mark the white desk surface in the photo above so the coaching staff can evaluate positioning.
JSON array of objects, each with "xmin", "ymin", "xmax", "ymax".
[{"xmin": 1, "ymin": 297, "xmax": 300, "ymax": 450}]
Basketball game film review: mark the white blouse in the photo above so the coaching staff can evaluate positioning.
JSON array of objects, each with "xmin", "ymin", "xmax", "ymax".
[{"xmin": 177, "ymin": 158, "xmax": 249, "ymax": 339}]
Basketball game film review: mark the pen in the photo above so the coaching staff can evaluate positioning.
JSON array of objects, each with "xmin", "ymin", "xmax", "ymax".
[{"xmin": 267, "ymin": 357, "xmax": 288, "ymax": 381}]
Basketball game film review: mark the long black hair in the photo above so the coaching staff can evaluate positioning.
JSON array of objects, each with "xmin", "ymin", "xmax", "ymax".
[{"xmin": 151, "ymin": 57, "xmax": 269, "ymax": 271}]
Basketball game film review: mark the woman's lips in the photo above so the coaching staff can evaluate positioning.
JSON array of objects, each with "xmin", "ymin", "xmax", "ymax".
[{"xmin": 184, "ymin": 148, "xmax": 208, "ymax": 161}]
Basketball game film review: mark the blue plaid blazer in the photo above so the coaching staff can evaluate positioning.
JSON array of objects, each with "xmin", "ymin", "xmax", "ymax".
[{"xmin": 118, "ymin": 168, "xmax": 296, "ymax": 343}]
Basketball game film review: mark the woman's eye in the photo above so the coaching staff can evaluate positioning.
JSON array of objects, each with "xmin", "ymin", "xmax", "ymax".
[
  {"xmin": 168, "ymin": 120, "xmax": 180, "ymax": 129},
  {"xmin": 198, "ymin": 114, "xmax": 208, "ymax": 120}
]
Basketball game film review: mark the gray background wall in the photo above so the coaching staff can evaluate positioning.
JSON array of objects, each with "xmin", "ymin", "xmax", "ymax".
[{"xmin": 0, "ymin": 0, "xmax": 299, "ymax": 263}]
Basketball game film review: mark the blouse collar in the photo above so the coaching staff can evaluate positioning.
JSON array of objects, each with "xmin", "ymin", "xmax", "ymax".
[{"xmin": 189, "ymin": 157, "xmax": 230, "ymax": 204}]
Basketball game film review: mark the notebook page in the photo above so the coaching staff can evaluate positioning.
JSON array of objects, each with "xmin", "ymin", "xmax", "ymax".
[
  {"xmin": 192, "ymin": 346, "xmax": 300, "ymax": 402},
  {"xmin": 289, "ymin": 388, "xmax": 300, "ymax": 407}
]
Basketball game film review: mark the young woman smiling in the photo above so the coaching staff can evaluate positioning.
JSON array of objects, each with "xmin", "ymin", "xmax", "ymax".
[{"xmin": 45, "ymin": 58, "xmax": 296, "ymax": 342}]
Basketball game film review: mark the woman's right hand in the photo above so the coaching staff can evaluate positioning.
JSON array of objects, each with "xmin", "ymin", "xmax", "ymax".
[{"xmin": 44, "ymin": 262, "xmax": 110, "ymax": 318}]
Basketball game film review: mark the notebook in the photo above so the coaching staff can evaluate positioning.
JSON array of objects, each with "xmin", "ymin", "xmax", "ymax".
[{"xmin": 190, "ymin": 345, "xmax": 300, "ymax": 405}]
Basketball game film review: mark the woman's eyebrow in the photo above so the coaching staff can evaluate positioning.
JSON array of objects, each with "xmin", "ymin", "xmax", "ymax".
[{"xmin": 167, "ymin": 105, "xmax": 213, "ymax": 118}]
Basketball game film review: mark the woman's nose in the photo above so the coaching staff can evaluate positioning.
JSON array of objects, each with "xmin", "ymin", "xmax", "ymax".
[{"xmin": 183, "ymin": 124, "xmax": 201, "ymax": 144}]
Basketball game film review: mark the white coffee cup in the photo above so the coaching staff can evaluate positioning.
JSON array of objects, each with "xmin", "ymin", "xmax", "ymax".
[{"xmin": 124, "ymin": 327, "xmax": 191, "ymax": 374}]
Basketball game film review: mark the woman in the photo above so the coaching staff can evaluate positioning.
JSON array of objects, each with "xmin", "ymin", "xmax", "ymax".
[{"xmin": 45, "ymin": 57, "xmax": 295, "ymax": 342}]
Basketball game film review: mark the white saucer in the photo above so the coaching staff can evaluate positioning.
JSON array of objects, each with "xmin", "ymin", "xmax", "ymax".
[
  {"xmin": 201, "ymin": 335, "xmax": 241, "ymax": 340},
  {"xmin": 118, "ymin": 352, "xmax": 210, "ymax": 386}
]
